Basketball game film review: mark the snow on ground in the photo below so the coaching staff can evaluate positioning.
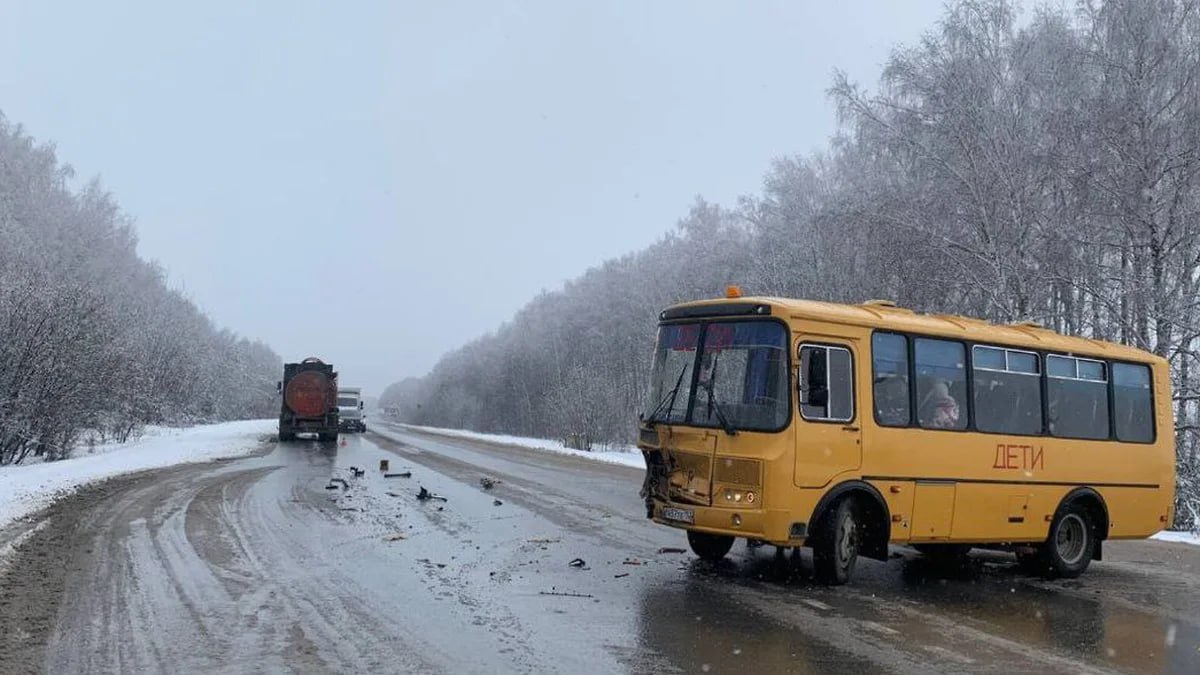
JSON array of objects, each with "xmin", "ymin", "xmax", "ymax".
[
  {"xmin": 0, "ymin": 419, "xmax": 275, "ymax": 532},
  {"xmin": 1152, "ymin": 530, "xmax": 1200, "ymax": 547},
  {"xmin": 389, "ymin": 423, "xmax": 646, "ymax": 469}
]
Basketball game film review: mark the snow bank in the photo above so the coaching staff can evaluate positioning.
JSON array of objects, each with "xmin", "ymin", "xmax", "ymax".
[
  {"xmin": 1152, "ymin": 530, "xmax": 1200, "ymax": 547},
  {"xmin": 0, "ymin": 419, "xmax": 275, "ymax": 532},
  {"xmin": 392, "ymin": 424, "xmax": 646, "ymax": 469}
]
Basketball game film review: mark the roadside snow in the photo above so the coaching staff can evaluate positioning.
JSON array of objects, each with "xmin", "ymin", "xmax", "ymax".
[
  {"xmin": 1152, "ymin": 530, "xmax": 1200, "ymax": 547},
  {"xmin": 0, "ymin": 419, "xmax": 275, "ymax": 532},
  {"xmin": 390, "ymin": 423, "xmax": 646, "ymax": 469}
]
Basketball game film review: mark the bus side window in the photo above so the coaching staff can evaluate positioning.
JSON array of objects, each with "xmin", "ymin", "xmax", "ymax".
[
  {"xmin": 800, "ymin": 344, "xmax": 854, "ymax": 422},
  {"xmin": 1047, "ymin": 355, "xmax": 1109, "ymax": 440},
  {"xmin": 972, "ymin": 346, "xmax": 1041, "ymax": 435},
  {"xmin": 871, "ymin": 333, "xmax": 910, "ymax": 426},
  {"xmin": 914, "ymin": 338, "xmax": 967, "ymax": 430},
  {"xmin": 1112, "ymin": 362, "xmax": 1154, "ymax": 443}
]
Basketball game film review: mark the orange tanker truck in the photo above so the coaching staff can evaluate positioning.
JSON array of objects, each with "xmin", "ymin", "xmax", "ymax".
[{"xmin": 277, "ymin": 357, "xmax": 339, "ymax": 443}]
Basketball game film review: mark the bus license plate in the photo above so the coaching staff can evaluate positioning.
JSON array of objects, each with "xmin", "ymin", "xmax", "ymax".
[{"xmin": 661, "ymin": 507, "xmax": 694, "ymax": 524}]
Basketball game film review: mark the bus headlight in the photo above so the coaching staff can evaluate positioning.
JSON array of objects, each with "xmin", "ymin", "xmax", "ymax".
[{"xmin": 723, "ymin": 488, "xmax": 756, "ymax": 505}]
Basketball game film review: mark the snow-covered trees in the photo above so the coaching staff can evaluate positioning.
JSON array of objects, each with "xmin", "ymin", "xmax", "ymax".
[
  {"xmin": 0, "ymin": 114, "xmax": 281, "ymax": 465},
  {"xmin": 384, "ymin": 0, "xmax": 1200, "ymax": 530}
]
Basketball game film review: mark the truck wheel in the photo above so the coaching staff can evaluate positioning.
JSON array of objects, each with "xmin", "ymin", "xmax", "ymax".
[
  {"xmin": 813, "ymin": 498, "xmax": 859, "ymax": 585},
  {"xmin": 318, "ymin": 433, "xmax": 336, "ymax": 443},
  {"xmin": 1038, "ymin": 505, "xmax": 1096, "ymax": 578},
  {"xmin": 279, "ymin": 432, "xmax": 296, "ymax": 442},
  {"xmin": 687, "ymin": 531, "xmax": 734, "ymax": 562}
]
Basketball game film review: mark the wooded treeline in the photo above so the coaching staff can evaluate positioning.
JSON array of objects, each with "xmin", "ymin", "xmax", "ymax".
[
  {"xmin": 0, "ymin": 114, "xmax": 281, "ymax": 465},
  {"xmin": 382, "ymin": 0, "xmax": 1200, "ymax": 530}
]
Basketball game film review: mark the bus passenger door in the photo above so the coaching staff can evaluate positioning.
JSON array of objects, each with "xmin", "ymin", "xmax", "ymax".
[{"xmin": 794, "ymin": 340, "xmax": 863, "ymax": 488}]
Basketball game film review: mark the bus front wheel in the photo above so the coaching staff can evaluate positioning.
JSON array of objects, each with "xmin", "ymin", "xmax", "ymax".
[
  {"xmin": 687, "ymin": 531, "xmax": 734, "ymax": 562},
  {"xmin": 1039, "ymin": 505, "xmax": 1096, "ymax": 578},
  {"xmin": 813, "ymin": 498, "xmax": 859, "ymax": 585}
]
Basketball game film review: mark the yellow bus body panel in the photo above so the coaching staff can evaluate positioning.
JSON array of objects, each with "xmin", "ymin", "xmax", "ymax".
[{"xmin": 644, "ymin": 297, "xmax": 1176, "ymax": 549}]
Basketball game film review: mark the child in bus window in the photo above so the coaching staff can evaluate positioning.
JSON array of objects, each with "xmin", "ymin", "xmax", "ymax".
[{"xmin": 922, "ymin": 379, "xmax": 960, "ymax": 429}]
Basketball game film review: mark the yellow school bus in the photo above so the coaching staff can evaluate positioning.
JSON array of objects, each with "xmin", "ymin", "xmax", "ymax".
[{"xmin": 638, "ymin": 293, "xmax": 1175, "ymax": 584}]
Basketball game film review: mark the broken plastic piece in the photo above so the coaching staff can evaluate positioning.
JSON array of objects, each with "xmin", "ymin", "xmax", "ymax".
[{"xmin": 416, "ymin": 486, "xmax": 448, "ymax": 502}]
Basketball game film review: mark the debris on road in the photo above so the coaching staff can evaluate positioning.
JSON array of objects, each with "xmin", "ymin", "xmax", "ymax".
[
  {"xmin": 327, "ymin": 478, "xmax": 350, "ymax": 490},
  {"xmin": 379, "ymin": 459, "xmax": 390, "ymax": 472},
  {"xmin": 539, "ymin": 590, "xmax": 594, "ymax": 598},
  {"xmin": 382, "ymin": 532, "xmax": 406, "ymax": 541},
  {"xmin": 528, "ymin": 538, "xmax": 560, "ymax": 544},
  {"xmin": 323, "ymin": 484, "xmax": 339, "ymax": 491},
  {"xmin": 349, "ymin": 466, "xmax": 366, "ymax": 478},
  {"xmin": 479, "ymin": 477, "xmax": 501, "ymax": 490},
  {"xmin": 416, "ymin": 486, "xmax": 448, "ymax": 502},
  {"xmin": 493, "ymin": 499, "xmax": 503, "ymax": 506},
  {"xmin": 622, "ymin": 559, "xmax": 643, "ymax": 566},
  {"xmin": 568, "ymin": 558, "xmax": 588, "ymax": 568},
  {"xmin": 384, "ymin": 471, "xmax": 412, "ymax": 478},
  {"xmin": 657, "ymin": 547, "xmax": 686, "ymax": 554},
  {"xmin": 614, "ymin": 572, "xmax": 630, "ymax": 579}
]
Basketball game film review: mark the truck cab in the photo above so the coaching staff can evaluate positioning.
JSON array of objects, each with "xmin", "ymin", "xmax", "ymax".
[{"xmin": 337, "ymin": 387, "xmax": 366, "ymax": 433}]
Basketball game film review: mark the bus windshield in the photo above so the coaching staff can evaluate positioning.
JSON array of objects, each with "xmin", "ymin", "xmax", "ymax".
[{"xmin": 644, "ymin": 320, "xmax": 789, "ymax": 432}]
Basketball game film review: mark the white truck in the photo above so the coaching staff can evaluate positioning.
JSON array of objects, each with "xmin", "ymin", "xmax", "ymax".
[{"xmin": 336, "ymin": 387, "xmax": 367, "ymax": 433}]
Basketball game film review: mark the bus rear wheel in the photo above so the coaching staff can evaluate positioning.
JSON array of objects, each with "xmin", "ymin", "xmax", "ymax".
[
  {"xmin": 687, "ymin": 531, "xmax": 734, "ymax": 562},
  {"xmin": 813, "ymin": 498, "xmax": 859, "ymax": 585},
  {"xmin": 1038, "ymin": 506, "xmax": 1096, "ymax": 578}
]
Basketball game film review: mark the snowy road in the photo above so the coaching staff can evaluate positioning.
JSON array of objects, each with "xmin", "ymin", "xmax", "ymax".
[{"xmin": 1, "ymin": 424, "xmax": 1199, "ymax": 674}]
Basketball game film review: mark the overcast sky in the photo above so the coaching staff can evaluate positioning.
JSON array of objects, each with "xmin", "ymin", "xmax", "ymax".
[{"xmin": 0, "ymin": 0, "xmax": 945, "ymax": 395}]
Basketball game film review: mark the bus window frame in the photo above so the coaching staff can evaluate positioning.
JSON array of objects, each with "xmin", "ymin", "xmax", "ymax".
[
  {"xmin": 1045, "ymin": 354, "xmax": 1111, "ymax": 442},
  {"xmin": 912, "ymin": 335, "xmax": 973, "ymax": 433},
  {"xmin": 661, "ymin": 316, "xmax": 795, "ymax": 434},
  {"xmin": 970, "ymin": 344, "xmax": 1043, "ymax": 437},
  {"xmin": 1111, "ymin": 361, "xmax": 1158, "ymax": 444},
  {"xmin": 797, "ymin": 342, "xmax": 856, "ymax": 424},
  {"xmin": 867, "ymin": 329, "xmax": 1159, "ymax": 444},
  {"xmin": 870, "ymin": 331, "xmax": 912, "ymax": 428}
]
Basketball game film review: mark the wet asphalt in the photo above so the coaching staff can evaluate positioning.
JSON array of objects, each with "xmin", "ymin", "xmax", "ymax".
[{"xmin": 0, "ymin": 423, "xmax": 1198, "ymax": 674}]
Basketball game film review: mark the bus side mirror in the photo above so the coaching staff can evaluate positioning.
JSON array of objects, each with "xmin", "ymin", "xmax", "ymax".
[{"xmin": 360, "ymin": 401, "xmax": 364, "ymax": 410}]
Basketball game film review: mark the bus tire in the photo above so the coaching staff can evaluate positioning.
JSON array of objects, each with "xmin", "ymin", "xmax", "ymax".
[
  {"xmin": 1039, "ymin": 504, "xmax": 1096, "ymax": 578},
  {"xmin": 813, "ymin": 498, "xmax": 859, "ymax": 585},
  {"xmin": 687, "ymin": 531, "xmax": 734, "ymax": 562}
]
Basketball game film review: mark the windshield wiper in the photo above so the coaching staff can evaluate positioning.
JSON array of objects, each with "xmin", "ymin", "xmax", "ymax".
[
  {"xmin": 703, "ymin": 353, "xmax": 738, "ymax": 436},
  {"xmin": 645, "ymin": 363, "xmax": 689, "ymax": 427}
]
